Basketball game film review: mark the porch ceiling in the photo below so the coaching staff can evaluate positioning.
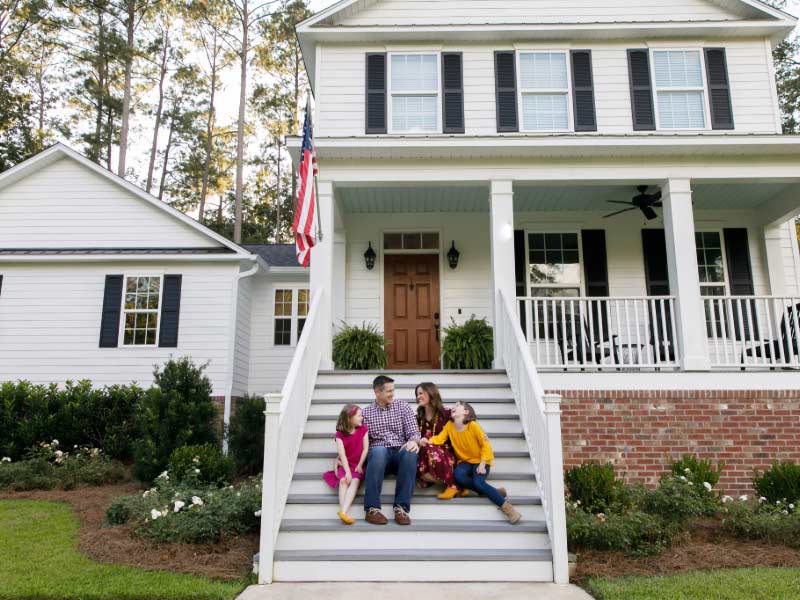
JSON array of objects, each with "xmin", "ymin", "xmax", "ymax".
[{"xmin": 337, "ymin": 184, "xmax": 489, "ymax": 213}]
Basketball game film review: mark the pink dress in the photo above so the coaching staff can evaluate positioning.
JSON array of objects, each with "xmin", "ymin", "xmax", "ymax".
[{"xmin": 323, "ymin": 424, "xmax": 368, "ymax": 488}]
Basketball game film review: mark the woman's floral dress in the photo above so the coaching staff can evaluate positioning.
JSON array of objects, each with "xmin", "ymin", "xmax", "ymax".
[{"xmin": 416, "ymin": 408, "xmax": 455, "ymax": 487}]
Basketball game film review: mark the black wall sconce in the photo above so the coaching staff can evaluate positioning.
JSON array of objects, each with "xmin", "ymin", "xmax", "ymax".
[
  {"xmin": 447, "ymin": 241, "xmax": 460, "ymax": 269},
  {"xmin": 364, "ymin": 242, "xmax": 376, "ymax": 270}
]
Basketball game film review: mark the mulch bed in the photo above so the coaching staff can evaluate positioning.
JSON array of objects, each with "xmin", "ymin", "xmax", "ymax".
[
  {"xmin": 574, "ymin": 518, "xmax": 800, "ymax": 582},
  {"xmin": 0, "ymin": 483, "xmax": 257, "ymax": 581}
]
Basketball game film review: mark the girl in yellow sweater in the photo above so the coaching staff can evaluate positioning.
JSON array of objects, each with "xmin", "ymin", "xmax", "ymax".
[{"xmin": 421, "ymin": 401, "xmax": 522, "ymax": 524}]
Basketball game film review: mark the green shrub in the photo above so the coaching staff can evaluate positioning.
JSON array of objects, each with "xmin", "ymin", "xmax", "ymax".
[
  {"xmin": 566, "ymin": 504, "xmax": 668, "ymax": 556},
  {"xmin": 565, "ymin": 462, "xmax": 624, "ymax": 514},
  {"xmin": 754, "ymin": 460, "xmax": 800, "ymax": 504},
  {"xmin": 641, "ymin": 477, "xmax": 707, "ymax": 526},
  {"xmin": 441, "ymin": 317, "xmax": 493, "ymax": 370},
  {"xmin": 168, "ymin": 443, "xmax": 233, "ymax": 486},
  {"xmin": 0, "ymin": 381, "xmax": 61, "ymax": 460},
  {"xmin": 0, "ymin": 457, "xmax": 58, "ymax": 491},
  {"xmin": 132, "ymin": 357, "xmax": 217, "ymax": 483},
  {"xmin": 227, "ymin": 395, "xmax": 265, "ymax": 476},
  {"xmin": 721, "ymin": 497, "xmax": 800, "ymax": 548},
  {"xmin": 332, "ymin": 322, "xmax": 388, "ymax": 370}
]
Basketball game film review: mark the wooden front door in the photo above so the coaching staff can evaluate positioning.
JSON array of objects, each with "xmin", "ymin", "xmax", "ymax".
[{"xmin": 384, "ymin": 254, "xmax": 441, "ymax": 369}]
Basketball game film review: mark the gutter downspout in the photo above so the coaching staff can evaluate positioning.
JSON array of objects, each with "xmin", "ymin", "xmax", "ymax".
[{"xmin": 223, "ymin": 257, "xmax": 260, "ymax": 454}]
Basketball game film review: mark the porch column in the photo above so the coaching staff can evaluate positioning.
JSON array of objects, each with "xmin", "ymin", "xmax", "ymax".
[
  {"xmin": 662, "ymin": 179, "xmax": 710, "ymax": 371},
  {"xmin": 489, "ymin": 180, "xmax": 516, "ymax": 369},
  {"xmin": 333, "ymin": 230, "xmax": 347, "ymax": 326},
  {"xmin": 310, "ymin": 180, "xmax": 335, "ymax": 369},
  {"xmin": 763, "ymin": 223, "xmax": 788, "ymax": 297}
]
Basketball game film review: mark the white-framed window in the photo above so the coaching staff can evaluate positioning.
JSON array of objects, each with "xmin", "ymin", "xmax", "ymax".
[
  {"xmin": 388, "ymin": 53, "xmax": 440, "ymax": 133},
  {"xmin": 526, "ymin": 232, "xmax": 582, "ymax": 297},
  {"xmin": 383, "ymin": 231, "xmax": 441, "ymax": 253},
  {"xmin": 517, "ymin": 51, "xmax": 571, "ymax": 132},
  {"xmin": 696, "ymin": 231, "xmax": 727, "ymax": 297},
  {"xmin": 273, "ymin": 286, "xmax": 310, "ymax": 346},
  {"xmin": 652, "ymin": 49, "xmax": 709, "ymax": 130},
  {"xmin": 121, "ymin": 275, "xmax": 163, "ymax": 346}
]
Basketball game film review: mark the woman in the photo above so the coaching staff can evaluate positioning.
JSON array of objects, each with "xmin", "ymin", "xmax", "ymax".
[{"xmin": 415, "ymin": 382, "xmax": 459, "ymax": 499}]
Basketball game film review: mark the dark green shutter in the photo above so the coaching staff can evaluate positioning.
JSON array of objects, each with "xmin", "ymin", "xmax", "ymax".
[
  {"xmin": 641, "ymin": 229, "xmax": 670, "ymax": 295},
  {"xmin": 705, "ymin": 48, "xmax": 734, "ymax": 130},
  {"xmin": 158, "ymin": 274, "xmax": 182, "ymax": 348},
  {"xmin": 628, "ymin": 49, "xmax": 656, "ymax": 131},
  {"xmin": 99, "ymin": 275, "xmax": 124, "ymax": 348},
  {"xmin": 365, "ymin": 53, "xmax": 387, "ymax": 134},
  {"xmin": 723, "ymin": 228, "xmax": 757, "ymax": 340},
  {"xmin": 494, "ymin": 51, "xmax": 518, "ymax": 132},
  {"xmin": 442, "ymin": 53, "xmax": 465, "ymax": 134},
  {"xmin": 571, "ymin": 50, "xmax": 597, "ymax": 132},
  {"xmin": 514, "ymin": 230, "xmax": 527, "ymax": 336},
  {"xmin": 582, "ymin": 230, "xmax": 610, "ymax": 338}
]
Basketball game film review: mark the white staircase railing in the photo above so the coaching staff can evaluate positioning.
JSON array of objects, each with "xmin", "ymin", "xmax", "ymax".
[
  {"xmin": 258, "ymin": 290, "xmax": 325, "ymax": 584},
  {"xmin": 498, "ymin": 289, "xmax": 569, "ymax": 584}
]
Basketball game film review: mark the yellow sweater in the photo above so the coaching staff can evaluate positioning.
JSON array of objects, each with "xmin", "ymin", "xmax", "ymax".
[{"xmin": 429, "ymin": 421, "xmax": 494, "ymax": 466}]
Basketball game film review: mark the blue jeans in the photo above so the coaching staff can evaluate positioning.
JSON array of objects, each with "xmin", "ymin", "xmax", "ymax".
[
  {"xmin": 454, "ymin": 461, "xmax": 505, "ymax": 507},
  {"xmin": 363, "ymin": 446, "xmax": 418, "ymax": 512}
]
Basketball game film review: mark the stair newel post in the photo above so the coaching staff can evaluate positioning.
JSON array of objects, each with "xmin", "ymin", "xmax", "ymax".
[
  {"xmin": 543, "ymin": 393, "xmax": 569, "ymax": 584},
  {"xmin": 258, "ymin": 393, "xmax": 282, "ymax": 584}
]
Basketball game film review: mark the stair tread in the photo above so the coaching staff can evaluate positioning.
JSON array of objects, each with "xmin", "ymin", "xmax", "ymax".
[
  {"xmin": 286, "ymin": 494, "xmax": 541, "ymax": 505},
  {"xmin": 302, "ymin": 432, "xmax": 524, "ymax": 439},
  {"xmin": 308, "ymin": 413, "xmax": 519, "ymax": 421},
  {"xmin": 290, "ymin": 472, "xmax": 535, "ymax": 481},
  {"xmin": 298, "ymin": 451, "xmax": 529, "ymax": 459},
  {"xmin": 318, "ymin": 370, "xmax": 508, "ymax": 375},
  {"xmin": 280, "ymin": 519, "xmax": 547, "ymax": 532},
  {"xmin": 310, "ymin": 397, "xmax": 515, "ymax": 404},
  {"xmin": 316, "ymin": 383, "xmax": 510, "ymax": 389},
  {"xmin": 273, "ymin": 548, "xmax": 552, "ymax": 562}
]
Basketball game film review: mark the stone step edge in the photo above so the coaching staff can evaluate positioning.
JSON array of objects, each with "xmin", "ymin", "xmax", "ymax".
[
  {"xmin": 310, "ymin": 397, "xmax": 515, "ymax": 404},
  {"xmin": 290, "ymin": 472, "xmax": 535, "ymax": 482},
  {"xmin": 272, "ymin": 548, "xmax": 553, "ymax": 562},
  {"xmin": 297, "ymin": 451, "xmax": 530, "ymax": 459},
  {"xmin": 308, "ymin": 413, "xmax": 520, "ymax": 421},
  {"xmin": 285, "ymin": 494, "xmax": 542, "ymax": 505},
  {"xmin": 315, "ymin": 383, "xmax": 511, "ymax": 390},
  {"xmin": 279, "ymin": 519, "xmax": 547, "ymax": 533},
  {"xmin": 302, "ymin": 432, "xmax": 525, "ymax": 440},
  {"xmin": 318, "ymin": 370, "xmax": 508, "ymax": 375}
]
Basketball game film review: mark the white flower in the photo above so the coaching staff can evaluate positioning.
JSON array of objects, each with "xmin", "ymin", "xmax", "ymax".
[
  {"xmin": 158, "ymin": 470, "xmax": 169, "ymax": 481},
  {"xmin": 782, "ymin": 510, "xmax": 789, "ymax": 515},
  {"xmin": 776, "ymin": 500, "xmax": 782, "ymax": 506},
  {"xmin": 703, "ymin": 482, "xmax": 712, "ymax": 491},
  {"xmin": 236, "ymin": 492, "xmax": 241, "ymax": 497},
  {"xmin": 254, "ymin": 510, "xmax": 262, "ymax": 517},
  {"xmin": 150, "ymin": 509, "xmax": 162, "ymax": 520},
  {"xmin": 194, "ymin": 468, "xmax": 200, "ymax": 474},
  {"xmin": 1, "ymin": 457, "xmax": 11, "ymax": 463},
  {"xmin": 173, "ymin": 500, "xmax": 185, "ymax": 513},
  {"xmin": 679, "ymin": 476, "xmax": 687, "ymax": 482},
  {"xmin": 191, "ymin": 496, "xmax": 204, "ymax": 506},
  {"xmin": 52, "ymin": 439, "xmax": 59, "ymax": 446},
  {"xmin": 596, "ymin": 512, "xmax": 606, "ymax": 522},
  {"xmin": 54, "ymin": 450, "xmax": 63, "ymax": 458},
  {"xmin": 790, "ymin": 504, "xmax": 795, "ymax": 510},
  {"xmin": 684, "ymin": 468, "xmax": 691, "ymax": 474},
  {"xmin": 192, "ymin": 456, "xmax": 200, "ymax": 464},
  {"xmin": 739, "ymin": 495, "xmax": 748, "ymax": 502},
  {"xmin": 688, "ymin": 481, "xmax": 694, "ymax": 486},
  {"xmin": 142, "ymin": 490, "xmax": 151, "ymax": 498},
  {"xmin": 722, "ymin": 495, "xmax": 733, "ymax": 503},
  {"xmin": 759, "ymin": 497, "xmax": 767, "ymax": 503}
]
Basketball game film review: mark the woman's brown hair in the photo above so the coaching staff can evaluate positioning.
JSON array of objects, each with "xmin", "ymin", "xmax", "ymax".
[
  {"xmin": 415, "ymin": 382, "xmax": 446, "ymax": 423},
  {"xmin": 336, "ymin": 404, "xmax": 361, "ymax": 434},
  {"xmin": 455, "ymin": 401, "xmax": 477, "ymax": 424}
]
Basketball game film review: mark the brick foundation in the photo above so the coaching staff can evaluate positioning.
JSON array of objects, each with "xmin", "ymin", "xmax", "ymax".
[{"xmin": 550, "ymin": 389, "xmax": 800, "ymax": 496}]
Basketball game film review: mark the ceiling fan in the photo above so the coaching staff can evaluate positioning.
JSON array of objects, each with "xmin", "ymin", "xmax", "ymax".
[{"xmin": 603, "ymin": 185, "xmax": 662, "ymax": 220}]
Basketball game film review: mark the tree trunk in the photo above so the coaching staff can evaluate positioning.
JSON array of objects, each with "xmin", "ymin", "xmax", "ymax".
[
  {"xmin": 275, "ymin": 137, "xmax": 281, "ymax": 243},
  {"xmin": 198, "ymin": 33, "xmax": 218, "ymax": 224},
  {"xmin": 117, "ymin": 1, "xmax": 135, "ymax": 177},
  {"xmin": 146, "ymin": 29, "xmax": 169, "ymax": 193},
  {"xmin": 92, "ymin": 12, "xmax": 105, "ymax": 163},
  {"xmin": 290, "ymin": 45, "xmax": 299, "ymax": 209},
  {"xmin": 233, "ymin": 0, "xmax": 248, "ymax": 244},
  {"xmin": 158, "ymin": 114, "xmax": 175, "ymax": 200}
]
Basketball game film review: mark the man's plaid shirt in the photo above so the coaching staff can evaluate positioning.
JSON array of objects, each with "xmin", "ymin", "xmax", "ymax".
[{"xmin": 362, "ymin": 400, "xmax": 421, "ymax": 449}]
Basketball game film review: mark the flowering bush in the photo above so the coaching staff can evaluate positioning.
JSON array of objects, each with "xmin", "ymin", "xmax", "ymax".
[
  {"xmin": 105, "ymin": 469, "xmax": 262, "ymax": 544},
  {"xmin": 753, "ymin": 460, "xmax": 800, "ymax": 505},
  {"xmin": 721, "ymin": 496, "xmax": 800, "ymax": 548},
  {"xmin": 167, "ymin": 443, "xmax": 233, "ymax": 487},
  {"xmin": 564, "ymin": 462, "xmax": 627, "ymax": 514},
  {"xmin": 566, "ymin": 503, "xmax": 668, "ymax": 556}
]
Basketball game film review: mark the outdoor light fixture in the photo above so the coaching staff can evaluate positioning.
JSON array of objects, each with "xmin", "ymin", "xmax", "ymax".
[
  {"xmin": 364, "ymin": 242, "xmax": 376, "ymax": 270},
  {"xmin": 447, "ymin": 241, "xmax": 460, "ymax": 269}
]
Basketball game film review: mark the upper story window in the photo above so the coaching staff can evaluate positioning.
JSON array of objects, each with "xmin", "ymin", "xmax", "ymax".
[
  {"xmin": 389, "ymin": 53, "xmax": 439, "ymax": 133},
  {"xmin": 652, "ymin": 50, "xmax": 708, "ymax": 130},
  {"xmin": 518, "ymin": 52, "xmax": 571, "ymax": 131},
  {"xmin": 122, "ymin": 275, "xmax": 162, "ymax": 346}
]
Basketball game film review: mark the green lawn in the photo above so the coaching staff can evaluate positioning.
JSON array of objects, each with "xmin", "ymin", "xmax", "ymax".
[
  {"xmin": 586, "ymin": 567, "xmax": 800, "ymax": 600},
  {"xmin": 0, "ymin": 499, "xmax": 249, "ymax": 600}
]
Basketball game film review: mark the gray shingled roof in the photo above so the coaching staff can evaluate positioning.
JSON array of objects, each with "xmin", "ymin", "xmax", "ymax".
[{"xmin": 243, "ymin": 244, "xmax": 302, "ymax": 267}]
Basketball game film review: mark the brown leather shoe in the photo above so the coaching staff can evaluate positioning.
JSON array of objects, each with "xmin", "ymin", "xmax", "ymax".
[
  {"xmin": 365, "ymin": 508, "xmax": 388, "ymax": 525},
  {"xmin": 393, "ymin": 506, "xmax": 411, "ymax": 526}
]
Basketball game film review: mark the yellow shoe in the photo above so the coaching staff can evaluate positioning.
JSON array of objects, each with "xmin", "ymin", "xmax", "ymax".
[
  {"xmin": 458, "ymin": 489, "xmax": 470, "ymax": 497},
  {"xmin": 437, "ymin": 487, "xmax": 459, "ymax": 500},
  {"xmin": 337, "ymin": 511, "xmax": 355, "ymax": 525}
]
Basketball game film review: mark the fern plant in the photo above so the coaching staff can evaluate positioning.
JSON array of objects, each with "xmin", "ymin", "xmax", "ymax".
[
  {"xmin": 332, "ymin": 322, "xmax": 389, "ymax": 370},
  {"xmin": 441, "ymin": 317, "xmax": 493, "ymax": 370}
]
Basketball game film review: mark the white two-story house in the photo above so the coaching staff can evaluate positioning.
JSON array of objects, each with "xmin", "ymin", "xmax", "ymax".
[{"xmin": 254, "ymin": 0, "xmax": 800, "ymax": 586}]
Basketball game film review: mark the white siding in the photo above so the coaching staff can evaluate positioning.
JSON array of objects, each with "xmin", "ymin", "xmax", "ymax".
[
  {"xmin": 316, "ymin": 40, "xmax": 780, "ymax": 138},
  {"xmin": 333, "ymin": 0, "xmax": 742, "ymax": 26},
  {"xmin": 232, "ymin": 276, "xmax": 253, "ymax": 397},
  {"xmin": 248, "ymin": 274, "xmax": 309, "ymax": 394},
  {"xmin": 780, "ymin": 220, "xmax": 800, "ymax": 296},
  {"xmin": 0, "ymin": 262, "xmax": 238, "ymax": 393},
  {"xmin": 0, "ymin": 158, "xmax": 219, "ymax": 249}
]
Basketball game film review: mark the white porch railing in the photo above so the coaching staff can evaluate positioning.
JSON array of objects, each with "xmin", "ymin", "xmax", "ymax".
[
  {"xmin": 258, "ymin": 290, "xmax": 324, "ymax": 584},
  {"xmin": 499, "ymin": 289, "xmax": 569, "ymax": 584},
  {"xmin": 516, "ymin": 296, "xmax": 680, "ymax": 370},
  {"xmin": 704, "ymin": 295, "xmax": 800, "ymax": 369}
]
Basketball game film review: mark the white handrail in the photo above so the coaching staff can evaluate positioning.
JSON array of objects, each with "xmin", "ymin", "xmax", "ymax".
[
  {"xmin": 498, "ymin": 289, "xmax": 569, "ymax": 584},
  {"xmin": 258, "ymin": 289, "xmax": 325, "ymax": 584}
]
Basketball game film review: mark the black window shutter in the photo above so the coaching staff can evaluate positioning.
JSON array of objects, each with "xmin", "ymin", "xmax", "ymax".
[
  {"xmin": 641, "ymin": 229, "xmax": 670, "ymax": 295},
  {"xmin": 0, "ymin": 275, "xmax": 3, "ymax": 297},
  {"xmin": 723, "ymin": 228, "xmax": 757, "ymax": 340},
  {"xmin": 365, "ymin": 53, "xmax": 387, "ymax": 134},
  {"xmin": 627, "ymin": 49, "xmax": 656, "ymax": 131},
  {"xmin": 159, "ymin": 274, "xmax": 182, "ymax": 348},
  {"xmin": 581, "ymin": 230, "xmax": 609, "ymax": 296},
  {"xmin": 571, "ymin": 50, "xmax": 597, "ymax": 132},
  {"xmin": 442, "ymin": 52, "xmax": 465, "ymax": 134},
  {"xmin": 99, "ymin": 275, "xmax": 124, "ymax": 348},
  {"xmin": 514, "ymin": 230, "xmax": 527, "ymax": 336},
  {"xmin": 705, "ymin": 48, "xmax": 734, "ymax": 130},
  {"xmin": 495, "ymin": 51, "xmax": 518, "ymax": 132}
]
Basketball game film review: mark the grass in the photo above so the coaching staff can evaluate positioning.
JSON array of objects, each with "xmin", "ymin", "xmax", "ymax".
[
  {"xmin": 0, "ymin": 499, "xmax": 249, "ymax": 600},
  {"xmin": 586, "ymin": 567, "xmax": 800, "ymax": 600}
]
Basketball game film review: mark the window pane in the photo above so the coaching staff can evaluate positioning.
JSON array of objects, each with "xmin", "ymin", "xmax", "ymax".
[
  {"xmin": 392, "ymin": 95, "xmax": 437, "ymax": 132},
  {"xmin": 274, "ymin": 319, "xmax": 291, "ymax": 346},
  {"xmin": 402, "ymin": 233, "xmax": 422, "ymax": 250},
  {"xmin": 298, "ymin": 318, "xmax": 306, "ymax": 339},
  {"xmin": 384, "ymin": 233, "xmax": 402, "ymax": 250},
  {"xmin": 124, "ymin": 329, "xmax": 134, "ymax": 345},
  {"xmin": 125, "ymin": 313, "xmax": 135, "ymax": 328},
  {"xmin": 125, "ymin": 294, "xmax": 136, "ymax": 310},
  {"xmin": 421, "ymin": 233, "xmax": 439, "ymax": 250},
  {"xmin": 521, "ymin": 94, "xmax": 569, "ymax": 130},
  {"xmin": 147, "ymin": 313, "xmax": 157, "ymax": 329},
  {"xmin": 126, "ymin": 278, "xmax": 137, "ymax": 293},
  {"xmin": 146, "ymin": 330, "xmax": 156, "ymax": 345},
  {"xmin": 297, "ymin": 289, "xmax": 309, "ymax": 317},
  {"xmin": 391, "ymin": 54, "xmax": 437, "ymax": 92},
  {"xmin": 529, "ymin": 232, "xmax": 581, "ymax": 286},
  {"xmin": 529, "ymin": 234, "xmax": 545, "ymax": 250},
  {"xmin": 654, "ymin": 50, "xmax": 703, "ymax": 88},
  {"xmin": 657, "ymin": 91, "xmax": 705, "ymax": 129},
  {"xmin": 519, "ymin": 53, "xmax": 568, "ymax": 89},
  {"xmin": 274, "ymin": 289, "xmax": 292, "ymax": 316},
  {"xmin": 148, "ymin": 278, "xmax": 160, "ymax": 293},
  {"xmin": 134, "ymin": 329, "xmax": 146, "ymax": 345},
  {"xmin": 147, "ymin": 294, "xmax": 159, "ymax": 309}
]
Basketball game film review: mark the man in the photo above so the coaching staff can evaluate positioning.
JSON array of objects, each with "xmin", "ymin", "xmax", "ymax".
[{"xmin": 361, "ymin": 375, "xmax": 421, "ymax": 525}]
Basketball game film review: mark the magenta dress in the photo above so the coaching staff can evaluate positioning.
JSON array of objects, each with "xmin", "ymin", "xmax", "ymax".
[{"xmin": 323, "ymin": 424, "xmax": 368, "ymax": 488}]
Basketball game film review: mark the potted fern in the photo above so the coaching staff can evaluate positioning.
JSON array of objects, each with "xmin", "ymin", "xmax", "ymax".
[
  {"xmin": 332, "ymin": 322, "xmax": 389, "ymax": 370},
  {"xmin": 441, "ymin": 317, "xmax": 494, "ymax": 370}
]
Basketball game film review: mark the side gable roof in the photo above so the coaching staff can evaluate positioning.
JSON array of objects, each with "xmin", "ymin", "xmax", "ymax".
[{"xmin": 0, "ymin": 144, "xmax": 252, "ymax": 258}]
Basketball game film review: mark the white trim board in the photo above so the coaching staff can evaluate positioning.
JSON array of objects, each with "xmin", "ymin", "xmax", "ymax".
[{"xmin": 540, "ymin": 371, "xmax": 800, "ymax": 390}]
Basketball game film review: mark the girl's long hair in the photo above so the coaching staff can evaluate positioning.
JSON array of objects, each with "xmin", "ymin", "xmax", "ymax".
[
  {"xmin": 455, "ymin": 401, "xmax": 477, "ymax": 424},
  {"xmin": 336, "ymin": 404, "xmax": 360, "ymax": 434},
  {"xmin": 415, "ymin": 382, "xmax": 446, "ymax": 422}
]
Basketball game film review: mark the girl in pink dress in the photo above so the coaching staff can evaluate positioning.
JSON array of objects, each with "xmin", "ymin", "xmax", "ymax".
[{"xmin": 323, "ymin": 404, "xmax": 369, "ymax": 524}]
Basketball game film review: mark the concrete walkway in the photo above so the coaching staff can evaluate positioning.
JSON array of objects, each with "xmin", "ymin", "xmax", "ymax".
[{"xmin": 237, "ymin": 582, "xmax": 595, "ymax": 600}]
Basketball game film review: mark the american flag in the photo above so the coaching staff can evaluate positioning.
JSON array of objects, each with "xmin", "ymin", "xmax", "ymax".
[{"xmin": 292, "ymin": 97, "xmax": 318, "ymax": 267}]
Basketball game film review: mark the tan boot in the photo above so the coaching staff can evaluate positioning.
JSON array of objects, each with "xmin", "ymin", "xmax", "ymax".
[{"xmin": 501, "ymin": 501, "xmax": 522, "ymax": 524}]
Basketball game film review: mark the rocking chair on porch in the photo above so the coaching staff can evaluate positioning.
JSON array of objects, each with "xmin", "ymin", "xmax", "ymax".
[
  {"xmin": 555, "ymin": 310, "xmax": 620, "ymax": 368},
  {"xmin": 742, "ymin": 302, "xmax": 800, "ymax": 367}
]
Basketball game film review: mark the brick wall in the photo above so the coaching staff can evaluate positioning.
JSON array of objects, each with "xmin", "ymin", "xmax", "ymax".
[{"xmin": 551, "ymin": 389, "xmax": 800, "ymax": 496}]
